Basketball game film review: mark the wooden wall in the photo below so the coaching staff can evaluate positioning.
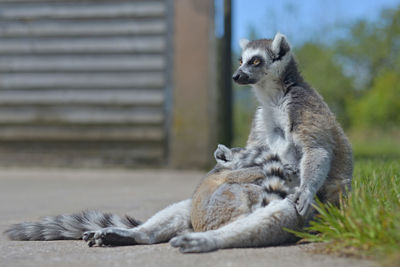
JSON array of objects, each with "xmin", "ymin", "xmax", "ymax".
[
  {"xmin": 0, "ymin": 0, "xmax": 219, "ymax": 168},
  {"xmin": 0, "ymin": 0, "xmax": 171, "ymax": 166}
]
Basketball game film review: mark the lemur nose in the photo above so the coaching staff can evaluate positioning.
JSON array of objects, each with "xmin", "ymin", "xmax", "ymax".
[{"xmin": 232, "ymin": 73, "xmax": 240, "ymax": 81}]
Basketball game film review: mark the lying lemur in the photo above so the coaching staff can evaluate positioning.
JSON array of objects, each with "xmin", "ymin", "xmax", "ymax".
[
  {"xmin": 191, "ymin": 144, "xmax": 299, "ymax": 232},
  {"xmin": 5, "ymin": 33, "xmax": 353, "ymax": 253}
]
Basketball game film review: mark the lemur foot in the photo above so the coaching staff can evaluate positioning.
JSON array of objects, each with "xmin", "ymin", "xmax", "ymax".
[
  {"xmin": 83, "ymin": 227, "xmax": 138, "ymax": 247},
  {"xmin": 170, "ymin": 232, "xmax": 218, "ymax": 253}
]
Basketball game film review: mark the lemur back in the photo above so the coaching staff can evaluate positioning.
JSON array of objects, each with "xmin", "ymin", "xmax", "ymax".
[{"xmin": 191, "ymin": 144, "xmax": 298, "ymax": 232}]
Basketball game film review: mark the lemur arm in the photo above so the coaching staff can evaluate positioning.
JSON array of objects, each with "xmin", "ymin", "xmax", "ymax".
[
  {"xmin": 288, "ymin": 92, "xmax": 335, "ymax": 216},
  {"xmin": 295, "ymin": 147, "xmax": 332, "ymax": 216}
]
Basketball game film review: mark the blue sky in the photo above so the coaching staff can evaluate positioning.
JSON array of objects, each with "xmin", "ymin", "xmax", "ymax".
[{"xmin": 221, "ymin": 0, "xmax": 400, "ymax": 51}]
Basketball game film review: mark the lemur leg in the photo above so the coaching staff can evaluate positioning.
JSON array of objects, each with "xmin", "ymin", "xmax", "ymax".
[
  {"xmin": 84, "ymin": 199, "xmax": 192, "ymax": 247},
  {"xmin": 171, "ymin": 198, "xmax": 305, "ymax": 253}
]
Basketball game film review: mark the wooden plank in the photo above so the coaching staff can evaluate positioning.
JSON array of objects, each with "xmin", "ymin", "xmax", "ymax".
[
  {"xmin": 0, "ymin": 141, "xmax": 164, "ymax": 167},
  {"xmin": 0, "ymin": 2, "xmax": 166, "ymax": 20},
  {"xmin": 0, "ymin": 72, "xmax": 165, "ymax": 89},
  {"xmin": 0, "ymin": 37, "xmax": 165, "ymax": 54},
  {"xmin": 0, "ymin": 55, "xmax": 165, "ymax": 72},
  {"xmin": 0, "ymin": 125, "xmax": 164, "ymax": 141},
  {"xmin": 0, "ymin": 20, "xmax": 166, "ymax": 37},
  {"xmin": 0, "ymin": 106, "xmax": 164, "ymax": 124},
  {"xmin": 0, "ymin": 89, "xmax": 164, "ymax": 105}
]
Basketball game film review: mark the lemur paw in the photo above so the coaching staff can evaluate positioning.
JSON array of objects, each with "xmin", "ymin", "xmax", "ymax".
[
  {"xmin": 83, "ymin": 228, "xmax": 138, "ymax": 247},
  {"xmin": 170, "ymin": 233, "xmax": 218, "ymax": 253},
  {"xmin": 295, "ymin": 190, "xmax": 313, "ymax": 217},
  {"xmin": 283, "ymin": 164, "xmax": 299, "ymax": 179}
]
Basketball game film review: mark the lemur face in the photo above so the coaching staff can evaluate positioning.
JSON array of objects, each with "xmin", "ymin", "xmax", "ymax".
[{"xmin": 232, "ymin": 33, "xmax": 291, "ymax": 85}]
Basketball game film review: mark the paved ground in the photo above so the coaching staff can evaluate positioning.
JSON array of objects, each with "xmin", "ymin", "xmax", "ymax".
[{"xmin": 0, "ymin": 168, "xmax": 376, "ymax": 267}]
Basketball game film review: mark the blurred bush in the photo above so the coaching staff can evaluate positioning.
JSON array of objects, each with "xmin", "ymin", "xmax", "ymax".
[
  {"xmin": 350, "ymin": 70, "xmax": 400, "ymax": 129},
  {"xmin": 295, "ymin": 43, "xmax": 354, "ymax": 127}
]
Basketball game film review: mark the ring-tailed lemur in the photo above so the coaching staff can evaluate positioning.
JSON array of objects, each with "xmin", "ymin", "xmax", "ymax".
[
  {"xmin": 191, "ymin": 144, "xmax": 299, "ymax": 232},
  {"xmin": 233, "ymin": 33, "xmax": 353, "ymax": 212},
  {"xmin": 5, "ymin": 33, "xmax": 353, "ymax": 253}
]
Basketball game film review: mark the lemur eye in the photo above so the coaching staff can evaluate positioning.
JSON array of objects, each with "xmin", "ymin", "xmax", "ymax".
[
  {"xmin": 253, "ymin": 58, "xmax": 261, "ymax": 65},
  {"xmin": 239, "ymin": 58, "xmax": 243, "ymax": 65}
]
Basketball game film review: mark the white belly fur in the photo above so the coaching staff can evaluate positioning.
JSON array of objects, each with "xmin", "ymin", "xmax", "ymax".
[{"xmin": 262, "ymin": 106, "xmax": 299, "ymax": 170}]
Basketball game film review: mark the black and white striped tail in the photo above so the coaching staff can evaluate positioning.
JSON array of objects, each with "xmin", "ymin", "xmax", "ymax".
[
  {"xmin": 258, "ymin": 152, "xmax": 293, "ymax": 206},
  {"xmin": 231, "ymin": 145, "xmax": 292, "ymax": 206},
  {"xmin": 4, "ymin": 210, "xmax": 141, "ymax": 241}
]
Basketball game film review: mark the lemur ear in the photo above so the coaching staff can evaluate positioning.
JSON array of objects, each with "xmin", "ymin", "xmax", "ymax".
[
  {"xmin": 239, "ymin": 39, "xmax": 250, "ymax": 50},
  {"xmin": 214, "ymin": 144, "xmax": 233, "ymax": 164},
  {"xmin": 271, "ymin": 32, "xmax": 290, "ymax": 57}
]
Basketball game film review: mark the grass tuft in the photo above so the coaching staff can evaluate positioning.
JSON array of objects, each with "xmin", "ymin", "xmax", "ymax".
[{"xmin": 288, "ymin": 160, "xmax": 400, "ymax": 262}]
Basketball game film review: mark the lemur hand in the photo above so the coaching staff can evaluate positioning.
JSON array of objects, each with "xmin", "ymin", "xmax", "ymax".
[{"xmin": 293, "ymin": 188, "xmax": 314, "ymax": 217}]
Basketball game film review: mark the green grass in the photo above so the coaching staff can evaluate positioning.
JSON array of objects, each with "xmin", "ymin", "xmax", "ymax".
[{"xmin": 289, "ymin": 159, "xmax": 400, "ymax": 263}]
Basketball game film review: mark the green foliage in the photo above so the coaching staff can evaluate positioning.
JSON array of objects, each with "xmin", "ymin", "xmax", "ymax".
[
  {"xmin": 295, "ymin": 43, "xmax": 354, "ymax": 126},
  {"xmin": 288, "ymin": 160, "xmax": 400, "ymax": 261},
  {"xmin": 349, "ymin": 70, "xmax": 400, "ymax": 128},
  {"xmin": 335, "ymin": 5, "xmax": 400, "ymax": 129},
  {"xmin": 337, "ymin": 7, "xmax": 400, "ymax": 86}
]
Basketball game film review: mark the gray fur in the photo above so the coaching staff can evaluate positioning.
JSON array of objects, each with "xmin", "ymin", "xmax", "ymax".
[
  {"xmin": 214, "ymin": 144, "xmax": 299, "ymax": 197},
  {"xmin": 5, "ymin": 210, "xmax": 141, "ymax": 241},
  {"xmin": 239, "ymin": 34, "xmax": 353, "ymax": 216},
  {"xmin": 170, "ymin": 197, "xmax": 302, "ymax": 252},
  {"xmin": 188, "ymin": 144, "xmax": 298, "ymax": 232}
]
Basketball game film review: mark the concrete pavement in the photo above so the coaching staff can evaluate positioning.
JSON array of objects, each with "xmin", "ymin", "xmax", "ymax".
[{"xmin": 0, "ymin": 168, "xmax": 375, "ymax": 267}]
